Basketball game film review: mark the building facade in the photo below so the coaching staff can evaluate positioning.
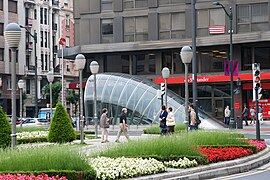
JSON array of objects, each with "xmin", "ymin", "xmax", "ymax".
[{"xmin": 69, "ymin": 0, "xmax": 270, "ymax": 120}]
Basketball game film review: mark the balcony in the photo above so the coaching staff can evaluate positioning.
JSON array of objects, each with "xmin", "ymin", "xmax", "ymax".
[
  {"xmin": 26, "ymin": 42, "xmax": 33, "ymax": 52},
  {"xmin": 24, "ymin": 0, "xmax": 36, "ymax": 6}
]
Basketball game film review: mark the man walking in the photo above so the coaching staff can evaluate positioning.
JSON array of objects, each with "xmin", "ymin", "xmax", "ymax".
[
  {"xmin": 224, "ymin": 106, "xmax": 231, "ymax": 125},
  {"xmin": 115, "ymin": 108, "xmax": 129, "ymax": 143},
  {"xmin": 242, "ymin": 104, "xmax": 249, "ymax": 126}
]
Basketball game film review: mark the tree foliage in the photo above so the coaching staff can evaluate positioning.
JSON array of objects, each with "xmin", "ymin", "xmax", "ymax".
[
  {"xmin": 48, "ymin": 102, "xmax": 76, "ymax": 143},
  {"xmin": 66, "ymin": 90, "xmax": 79, "ymax": 116},
  {"xmin": 0, "ymin": 106, "xmax": 11, "ymax": 148},
  {"xmin": 45, "ymin": 82, "xmax": 62, "ymax": 107}
]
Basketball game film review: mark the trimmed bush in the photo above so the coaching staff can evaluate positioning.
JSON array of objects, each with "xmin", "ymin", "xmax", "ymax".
[
  {"xmin": 0, "ymin": 106, "xmax": 11, "ymax": 148},
  {"xmin": 143, "ymin": 123, "xmax": 186, "ymax": 134},
  {"xmin": 48, "ymin": 103, "xmax": 76, "ymax": 143}
]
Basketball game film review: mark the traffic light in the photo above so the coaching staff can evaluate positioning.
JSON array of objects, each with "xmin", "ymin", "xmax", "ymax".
[
  {"xmin": 160, "ymin": 83, "xmax": 165, "ymax": 96},
  {"xmin": 252, "ymin": 63, "xmax": 262, "ymax": 101}
]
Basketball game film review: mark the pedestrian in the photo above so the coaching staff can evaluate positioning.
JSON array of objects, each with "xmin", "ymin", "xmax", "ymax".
[
  {"xmin": 100, "ymin": 108, "xmax": 110, "ymax": 143},
  {"xmin": 115, "ymin": 108, "xmax": 129, "ymax": 143},
  {"xmin": 224, "ymin": 106, "xmax": 231, "ymax": 125},
  {"xmin": 250, "ymin": 106, "xmax": 256, "ymax": 125},
  {"xmin": 159, "ymin": 105, "xmax": 168, "ymax": 136},
  {"xmin": 242, "ymin": 104, "xmax": 249, "ymax": 126},
  {"xmin": 189, "ymin": 104, "xmax": 197, "ymax": 131},
  {"xmin": 166, "ymin": 107, "xmax": 176, "ymax": 135},
  {"xmin": 259, "ymin": 105, "xmax": 264, "ymax": 124}
]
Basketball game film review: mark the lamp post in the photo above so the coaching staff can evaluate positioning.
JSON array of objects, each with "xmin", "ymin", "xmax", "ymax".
[
  {"xmin": 213, "ymin": 2, "xmax": 236, "ymax": 129},
  {"xmin": 180, "ymin": 46, "xmax": 193, "ymax": 133},
  {"xmin": 75, "ymin": 54, "xmax": 86, "ymax": 144},
  {"xmin": 59, "ymin": 38, "xmax": 66, "ymax": 106},
  {"xmin": 20, "ymin": 26, "xmax": 38, "ymax": 118},
  {"xmin": 4, "ymin": 23, "xmax": 22, "ymax": 148},
  {"xmin": 162, "ymin": 67, "xmax": 170, "ymax": 107},
  {"xmin": 90, "ymin": 61, "xmax": 99, "ymax": 138},
  {"xmin": 46, "ymin": 70, "xmax": 54, "ymax": 121},
  {"xmin": 18, "ymin": 79, "xmax": 25, "ymax": 120}
]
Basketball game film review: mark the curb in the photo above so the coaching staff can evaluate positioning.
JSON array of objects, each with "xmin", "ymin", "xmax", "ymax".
[{"xmin": 130, "ymin": 147, "xmax": 270, "ymax": 180}]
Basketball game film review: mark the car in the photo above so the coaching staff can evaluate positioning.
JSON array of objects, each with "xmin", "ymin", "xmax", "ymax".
[
  {"xmin": 7, "ymin": 115, "xmax": 21, "ymax": 125},
  {"xmin": 18, "ymin": 118, "xmax": 49, "ymax": 128}
]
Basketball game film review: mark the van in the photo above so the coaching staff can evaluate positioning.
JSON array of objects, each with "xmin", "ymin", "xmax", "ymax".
[{"xmin": 38, "ymin": 108, "xmax": 56, "ymax": 120}]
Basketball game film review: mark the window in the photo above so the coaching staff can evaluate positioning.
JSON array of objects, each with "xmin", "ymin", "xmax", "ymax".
[
  {"xmin": 159, "ymin": 0, "xmax": 185, "ymax": 5},
  {"xmin": 135, "ymin": 0, "xmax": 148, "ymax": 8},
  {"xmin": 41, "ymin": 54, "xmax": 44, "ymax": 71},
  {"xmin": 8, "ymin": 0, "xmax": 17, "ymax": 13},
  {"xmin": 101, "ymin": 19, "xmax": 113, "ymax": 43},
  {"xmin": 0, "ymin": 0, "xmax": 3, "ymax": 10},
  {"xmin": 197, "ymin": 8, "xmax": 225, "ymax": 37},
  {"xmin": 40, "ymin": 31, "xmax": 43, "ymax": 47},
  {"xmin": 0, "ymin": 23, "xmax": 3, "ymax": 35},
  {"xmin": 45, "ymin": 32, "xmax": 47, "ymax": 48},
  {"xmin": 64, "ymin": 0, "xmax": 69, "ymax": 5},
  {"xmin": 124, "ymin": 16, "xmax": 148, "ymax": 42},
  {"xmin": 0, "ymin": 48, "xmax": 3, "ymax": 61},
  {"xmin": 66, "ymin": 15, "xmax": 70, "ymax": 28},
  {"xmin": 159, "ymin": 13, "xmax": 185, "ymax": 40},
  {"xmin": 40, "ymin": 8, "xmax": 43, "ymax": 24},
  {"xmin": 44, "ymin": 9, "xmax": 47, "ymax": 25},
  {"xmin": 101, "ymin": 0, "xmax": 112, "ymax": 11},
  {"xmin": 45, "ymin": 54, "xmax": 48, "ymax": 71},
  {"xmin": 123, "ymin": 0, "xmax": 148, "ymax": 9},
  {"xmin": 66, "ymin": 36, "xmax": 70, "ymax": 47},
  {"xmin": 7, "ymin": 77, "xmax": 11, "ymax": 90},
  {"xmin": 34, "ymin": 9, "xmax": 37, "ymax": 19},
  {"xmin": 26, "ymin": 79, "xmax": 31, "ymax": 94},
  {"xmin": 237, "ymin": 3, "xmax": 269, "ymax": 33}
]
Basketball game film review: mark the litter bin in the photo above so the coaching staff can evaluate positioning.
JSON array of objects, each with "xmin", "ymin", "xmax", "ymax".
[{"xmin": 237, "ymin": 116, "xmax": 243, "ymax": 129}]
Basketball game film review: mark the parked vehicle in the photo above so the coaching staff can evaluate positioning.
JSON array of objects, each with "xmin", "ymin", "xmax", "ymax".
[
  {"xmin": 38, "ymin": 108, "xmax": 56, "ymax": 121},
  {"xmin": 18, "ymin": 118, "xmax": 49, "ymax": 127},
  {"xmin": 7, "ymin": 115, "xmax": 21, "ymax": 125}
]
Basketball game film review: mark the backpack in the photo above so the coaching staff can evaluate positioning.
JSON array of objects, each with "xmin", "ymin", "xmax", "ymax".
[{"xmin": 196, "ymin": 118, "xmax": 201, "ymax": 125}]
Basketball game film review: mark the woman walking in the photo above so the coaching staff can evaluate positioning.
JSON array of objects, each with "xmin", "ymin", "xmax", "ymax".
[
  {"xmin": 166, "ymin": 107, "xmax": 176, "ymax": 135},
  {"xmin": 100, "ymin": 108, "xmax": 110, "ymax": 143}
]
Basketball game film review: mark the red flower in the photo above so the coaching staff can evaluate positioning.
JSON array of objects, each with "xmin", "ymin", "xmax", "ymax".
[{"xmin": 248, "ymin": 140, "xmax": 267, "ymax": 152}]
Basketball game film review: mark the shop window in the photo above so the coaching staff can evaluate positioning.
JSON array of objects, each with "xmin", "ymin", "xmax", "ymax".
[
  {"xmin": 241, "ymin": 47, "xmax": 252, "ymax": 71},
  {"xmin": 8, "ymin": 0, "xmax": 17, "ymax": 13},
  {"xmin": 101, "ymin": 19, "xmax": 113, "ymax": 43},
  {"xmin": 121, "ymin": 55, "xmax": 130, "ymax": 74},
  {"xmin": 237, "ymin": 3, "xmax": 269, "ymax": 33},
  {"xmin": 254, "ymin": 47, "xmax": 270, "ymax": 69},
  {"xmin": 159, "ymin": 12, "xmax": 185, "ymax": 40},
  {"xmin": 124, "ymin": 16, "xmax": 148, "ymax": 42}
]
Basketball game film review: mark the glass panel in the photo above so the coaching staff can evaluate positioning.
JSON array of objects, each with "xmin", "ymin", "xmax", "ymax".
[
  {"xmin": 135, "ymin": 0, "xmax": 148, "ymax": 8},
  {"xmin": 148, "ymin": 54, "xmax": 156, "ymax": 74},
  {"xmin": 101, "ymin": 76, "xmax": 117, "ymax": 103},
  {"xmin": 136, "ymin": 16, "xmax": 148, "ymax": 33},
  {"xmin": 162, "ymin": 52, "xmax": 172, "ymax": 71},
  {"xmin": 124, "ymin": 35, "xmax": 134, "ymax": 42},
  {"xmin": 210, "ymin": 8, "xmax": 225, "ymax": 26},
  {"xmin": 171, "ymin": 30, "xmax": 184, "ymax": 39},
  {"xmin": 238, "ymin": 5, "xmax": 249, "ymax": 23},
  {"xmin": 101, "ymin": 35, "xmax": 113, "ymax": 43},
  {"xmin": 197, "ymin": 10, "xmax": 208, "ymax": 28},
  {"xmin": 118, "ymin": 81, "xmax": 137, "ymax": 107},
  {"xmin": 111, "ymin": 78, "xmax": 127, "ymax": 105},
  {"xmin": 254, "ymin": 47, "xmax": 270, "ymax": 69},
  {"xmin": 101, "ymin": 0, "xmax": 113, "ymax": 11},
  {"xmin": 251, "ymin": 3, "xmax": 268, "ymax": 22},
  {"xmin": 135, "ymin": 33, "xmax": 148, "ymax": 41},
  {"xmin": 159, "ymin": 31, "xmax": 170, "ymax": 40},
  {"xmin": 126, "ymin": 86, "xmax": 145, "ymax": 111},
  {"xmin": 102, "ymin": 19, "xmax": 113, "ymax": 35},
  {"xmin": 123, "ymin": 0, "xmax": 134, "ymax": 9},
  {"xmin": 124, "ymin": 17, "xmax": 134, "ymax": 33},
  {"xmin": 159, "ymin": 14, "xmax": 170, "ymax": 31},
  {"xmin": 238, "ymin": 24, "xmax": 250, "ymax": 33},
  {"xmin": 172, "ymin": 13, "xmax": 185, "ymax": 30},
  {"xmin": 173, "ymin": 51, "xmax": 182, "ymax": 74},
  {"xmin": 252, "ymin": 22, "xmax": 269, "ymax": 31}
]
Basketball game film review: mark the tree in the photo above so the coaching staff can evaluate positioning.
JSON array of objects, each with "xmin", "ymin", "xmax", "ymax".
[
  {"xmin": 0, "ymin": 106, "xmax": 11, "ymax": 148},
  {"xmin": 48, "ymin": 102, "xmax": 76, "ymax": 143},
  {"xmin": 66, "ymin": 90, "xmax": 79, "ymax": 116},
  {"xmin": 45, "ymin": 82, "xmax": 62, "ymax": 107}
]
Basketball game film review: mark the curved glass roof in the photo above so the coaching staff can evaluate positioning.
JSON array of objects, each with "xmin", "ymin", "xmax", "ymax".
[{"xmin": 84, "ymin": 73, "xmax": 210, "ymax": 125}]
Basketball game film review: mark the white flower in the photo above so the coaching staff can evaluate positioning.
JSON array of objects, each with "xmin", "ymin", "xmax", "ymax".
[{"xmin": 164, "ymin": 157, "xmax": 198, "ymax": 169}]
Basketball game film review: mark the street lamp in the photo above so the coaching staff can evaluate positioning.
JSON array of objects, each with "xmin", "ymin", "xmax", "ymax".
[
  {"xmin": 18, "ymin": 79, "xmax": 25, "ymax": 120},
  {"xmin": 20, "ymin": 26, "xmax": 38, "ymax": 118},
  {"xmin": 90, "ymin": 61, "xmax": 99, "ymax": 138},
  {"xmin": 75, "ymin": 54, "xmax": 86, "ymax": 144},
  {"xmin": 4, "ymin": 23, "xmax": 22, "ymax": 148},
  {"xmin": 59, "ymin": 38, "xmax": 66, "ymax": 107},
  {"xmin": 161, "ymin": 67, "xmax": 170, "ymax": 107},
  {"xmin": 180, "ymin": 46, "xmax": 193, "ymax": 133},
  {"xmin": 213, "ymin": 2, "xmax": 236, "ymax": 129},
  {"xmin": 46, "ymin": 70, "xmax": 54, "ymax": 121}
]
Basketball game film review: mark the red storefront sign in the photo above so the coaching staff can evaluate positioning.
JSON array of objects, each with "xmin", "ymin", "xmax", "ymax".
[
  {"xmin": 248, "ymin": 99, "xmax": 270, "ymax": 119},
  {"xmin": 154, "ymin": 72, "xmax": 270, "ymax": 84},
  {"xmin": 234, "ymin": 102, "xmax": 240, "ymax": 109},
  {"xmin": 69, "ymin": 82, "xmax": 86, "ymax": 89}
]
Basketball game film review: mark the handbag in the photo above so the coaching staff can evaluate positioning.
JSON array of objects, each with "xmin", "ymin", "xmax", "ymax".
[
  {"xmin": 104, "ymin": 123, "xmax": 110, "ymax": 128},
  {"xmin": 159, "ymin": 122, "xmax": 165, "ymax": 128},
  {"xmin": 167, "ymin": 120, "xmax": 176, "ymax": 126}
]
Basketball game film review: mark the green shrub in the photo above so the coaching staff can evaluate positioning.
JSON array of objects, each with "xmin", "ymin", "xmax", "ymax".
[
  {"xmin": 16, "ymin": 126, "xmax": 47, "ymax": 133},
  {"xmin": 17, "ymin": 137, "xmax": 48, "ymax": 144},
  {"xmin": 48, "ymin": 103, "xmax": 76, "ymax": 143},
  {"xmin": 0, "ymin": 106, "xmax": 11, "ymax": 148},
  {"xmin": 143, "ymin": 123, "xmax": 186, "ymax": 134}
]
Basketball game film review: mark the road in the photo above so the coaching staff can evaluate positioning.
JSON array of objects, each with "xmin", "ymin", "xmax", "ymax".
[{"xmin": 212, "ymin": 120, "xmax": 270, "ymax": 180}]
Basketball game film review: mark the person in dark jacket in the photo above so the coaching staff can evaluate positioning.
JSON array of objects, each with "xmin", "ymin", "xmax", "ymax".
[
  {"xmin": 159, "ymin": 105, "xmax": 168, "ymax": 135},
  {"xmin": 242, "ymin": 104, "xmax": 249, "ymax": 126},
  {"xmin": 115, "ymin": 108, "xmax": 129, "ymax": 143}
]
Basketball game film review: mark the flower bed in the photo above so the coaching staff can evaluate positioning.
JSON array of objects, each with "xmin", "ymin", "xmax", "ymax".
[
  {"xmin": 17, "ymin": 131, "xmax": 48, "ymax": 139},
  {"xmin": 198, "ymin": 147, "xmax": 253, "ymax": 163},
  {"xmin": 89, "ymin": 157, "xmax": 165, "ymax": 179},
  {"xmin": 0, "ymin": 173, "xmax": 66, "ymax": 180},
  {"xmin": 248, "ymin": 140, "xmax": 267, "ymax": 152},
  {"xmin": 164, "ymin": 157, "xmax": 198, "ymax": 168}
]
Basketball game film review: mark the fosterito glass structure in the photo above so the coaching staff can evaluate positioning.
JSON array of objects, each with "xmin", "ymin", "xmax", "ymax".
[{"xmin": 84, "ymin": 73, "xmax": 209, "ymax": 125}]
